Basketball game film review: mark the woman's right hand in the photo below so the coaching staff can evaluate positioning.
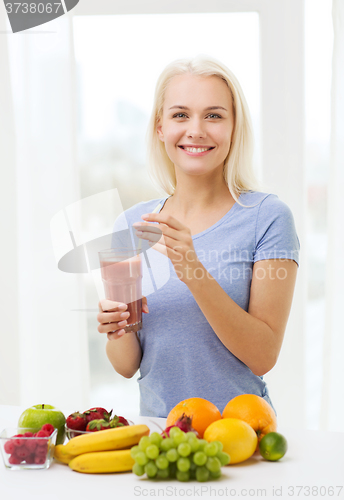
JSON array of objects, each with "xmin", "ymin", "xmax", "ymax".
[{"xmin": 97, "ymin": 297, "xmax": 149, "ymax": 341}]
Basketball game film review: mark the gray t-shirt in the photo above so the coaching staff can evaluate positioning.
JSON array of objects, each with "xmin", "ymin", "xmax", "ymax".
[{"xmin": 111, "ymin": 191, "xmax": 300, "ymax": 417}]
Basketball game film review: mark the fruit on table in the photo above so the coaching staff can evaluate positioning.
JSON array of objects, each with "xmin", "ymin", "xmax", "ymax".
[
  {"xmin": 222, "ymin": 394, "xmax": 277, "ymax": 444},
  {"xmin": 86, "ymin": 419, "xmax": 113, "ymax": 432},
  {"xmin": 62, "ymin": 424, "xmax": 150, "ymax": 456},
  {"xmin": 166, "ymin": 398, "xmax": 222, "ymax": 438},
  {"xmin": 54, "ymin": 444, "xmax": 75, "ymax": 465},
  {"xmin": 84, "ymin": 407, "xmax": 112, "ymax": 423},
  {"xmin": 162, "ymin": 413, "xmax": 198, "ymax": 438},
  {"xmin": 5, "ymin": 424, "xmax": 56, "ymax": 465},
  {"xmin": 259, "ymin": 432, "xmax": 288, "ymax": 461},
  {"xmin": 66, "ymin": 412, "xmax": 87, "ymax": 432},
  {"xmin": 204, "ymin": 418, "xmax": 258, "ymax": 464},
  {"xmin": 113, "ymin": 415, "xmax": 129, "ymax": 427},
  {"xmin": 69, "ymin": 449, "xmax": 134, "ymax": 473},
  {"xmin": 18, "ymin": 404, "xmax": 66, "ymax": 445},
  {"xmin": 132, "ymin": 428, "xmax": 230, "ymax": 482}
]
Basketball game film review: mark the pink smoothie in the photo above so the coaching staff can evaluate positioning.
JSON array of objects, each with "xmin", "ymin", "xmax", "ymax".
[{"xmin": 100, "ymin": 256, "xmax": 142, "ymax": 332}]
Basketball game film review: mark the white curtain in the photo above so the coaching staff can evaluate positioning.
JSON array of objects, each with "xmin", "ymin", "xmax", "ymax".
[
  {"xmin": 320, "ymin": 0, "xmax": 344, "ymax": 432},
  {"xmin": 0, "ymin": 5, "xmax": 20, "ymax": 404},
  {"xmin": 1, "ymin": 10, "xmax": 90, "ymax": 410}
]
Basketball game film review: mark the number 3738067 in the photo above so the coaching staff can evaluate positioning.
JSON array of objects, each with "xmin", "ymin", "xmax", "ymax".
[
  {"xmin": 5, "ymin": 3, "xmax": 62, "ymax": 14},
  {"xmin": 288, "ymin": 486, "xmax": 343, "ymax": 496}
]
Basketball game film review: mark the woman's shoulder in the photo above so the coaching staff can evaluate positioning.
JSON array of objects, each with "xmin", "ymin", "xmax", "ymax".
[{"xmin": 239, "ymin": 191, "xmax": 292, "ymax": 213}]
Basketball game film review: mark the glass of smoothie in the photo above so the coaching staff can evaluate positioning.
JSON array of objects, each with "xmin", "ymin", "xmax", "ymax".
[{"xmin": 99, "ymin": 248, "xmax": 143, "ymax": 333}]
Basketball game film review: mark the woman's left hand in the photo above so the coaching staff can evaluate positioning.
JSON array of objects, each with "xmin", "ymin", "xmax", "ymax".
[{"xmin": 133, "ymin": 213, "xmax": 203, "ymax": 283}]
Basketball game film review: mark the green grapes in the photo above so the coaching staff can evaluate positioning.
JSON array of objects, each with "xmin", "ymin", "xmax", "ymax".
[
  {"xmin": 130, "ymin": 445, "xmax": 140, "ymax": 459},
  {"xmin": 166, "ymin": 448, "xmax": 179, "ymax": 462},
  {"xmin": 132, "ymin": 463, "xmax": 144, "ymax": 476},
  {"xmin": 160, "ymin": 437, "xmax": 174, "ymax": 452},
  {"xmin": 132, "ymin": 429, "xmax": 228, "ymax": 482},
  {"xmin": 138, "ymin": 436, "xmax": 151, "ymax": 452},
  {"xmin": 135, "ymin": 451, "xmax": 148, "ymax": 466},
  {"xmin": 193, "ymin": 451, "xmax": 207, "ymax": 466},
  {"xmin": 196, "ymin": 465, "xmax": 210, "ymax": 482},
  {"xmin": 146, "ymin": 444, "xmax": 159, "ymax": 460},
  {"xmin": 155, "ymin": 455, "xmax": 169, "ymax": 470},
  {"xmin": 178, "ymin": 442, "xmax": 191, "ymax": 457},
  {"xmin": 145, "ymin": 460, "xmax": 158, "ymax": 478},
  {"xmin": 206, "ymin": 457, "xmax": 221, "ymax": 473},
  {"xmin": 204, "ymin": 442, "xmax": 218, "ymax": 457},
  {"xmin": 176, "ymin": 470, "xmax": 190, "ymax": 482},
  {"xmin": 149, "ymin": 432, "xmax": 163, "ymax": 447},
  {"xmin": 177, "ymin": 457, "xmax": 191, "ymax": 472}
]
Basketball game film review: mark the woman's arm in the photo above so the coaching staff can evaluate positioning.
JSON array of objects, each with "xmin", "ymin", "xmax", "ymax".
[
  {"xmin": 185, "ymin": 259, "xmax": 298, "ymax": 376},
  {"xmin": 97, "ymin": 300, "xmax": 144, "ymax": 378},
  {"xmin": 134, "ymin": 213, "xmax": 298, "ymax": 377},
  {"xmin": 105, "ymin": 332, "xmax": 142, "ymax": 379}
]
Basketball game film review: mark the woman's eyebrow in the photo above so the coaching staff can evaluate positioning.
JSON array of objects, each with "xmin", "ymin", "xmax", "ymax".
[{"xmin": 168, "ymin": 105, "xmax": 228, "ymax": 111}]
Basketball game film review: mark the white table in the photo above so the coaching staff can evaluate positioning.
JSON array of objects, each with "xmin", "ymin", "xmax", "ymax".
[{"xmin": 1, "ymin": 405, "xmax": 344, "ymax": 500}]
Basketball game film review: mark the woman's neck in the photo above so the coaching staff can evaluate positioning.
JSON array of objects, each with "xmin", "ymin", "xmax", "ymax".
[{"xmin": 167, "ymin": 183, "xmax": 235, "ymax": 218}]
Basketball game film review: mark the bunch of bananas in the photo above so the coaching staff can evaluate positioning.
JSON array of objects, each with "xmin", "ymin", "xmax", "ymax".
[{"xmin": 54, "ymin": 424, "xmax": 150, "ymax": 474}]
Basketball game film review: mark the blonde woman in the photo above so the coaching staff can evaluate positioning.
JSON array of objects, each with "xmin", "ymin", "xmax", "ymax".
[{"xmin": 97, "ymin": 56, "xmax": 300, "ymax": 418}]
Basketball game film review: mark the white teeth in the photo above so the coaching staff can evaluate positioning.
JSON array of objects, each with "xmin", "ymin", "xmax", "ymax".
[{"xmin": 184, "ymin": 147, "xmax": 211, "ymax": 153}]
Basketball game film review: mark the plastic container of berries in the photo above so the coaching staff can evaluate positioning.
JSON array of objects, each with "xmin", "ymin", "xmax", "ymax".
[{"xmin": 0, "ymin": 426, "xmax": 58, "ymax": 470}]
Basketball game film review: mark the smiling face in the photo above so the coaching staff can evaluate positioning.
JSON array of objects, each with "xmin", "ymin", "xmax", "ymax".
[{"xmin": 157, "ymin": 73, "xmax": 235, "ymax": 178}]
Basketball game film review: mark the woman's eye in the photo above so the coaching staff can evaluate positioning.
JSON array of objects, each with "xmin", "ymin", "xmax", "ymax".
[
  {"xmin": 173, "ymin": 113, "xmax": 187, "ymax": 118},
  {"xmin": 207, "ymin": 113, "xmax": 221, "ymax": 119}
]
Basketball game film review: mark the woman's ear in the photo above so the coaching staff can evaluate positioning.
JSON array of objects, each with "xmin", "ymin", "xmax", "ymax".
[{"xmin": 156, "ymin": 119, "xmax": 164, "ymax": 142}]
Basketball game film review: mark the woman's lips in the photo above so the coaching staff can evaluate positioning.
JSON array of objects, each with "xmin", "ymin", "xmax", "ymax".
[{"xmin": 178, "ymin": 145, "xmax": 215, "ymax": 156}]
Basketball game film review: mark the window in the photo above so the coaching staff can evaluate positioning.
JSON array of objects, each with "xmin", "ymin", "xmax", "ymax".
[{"xmin": 73, "ymin": 12, "xmax": 260, "ymax": 414}]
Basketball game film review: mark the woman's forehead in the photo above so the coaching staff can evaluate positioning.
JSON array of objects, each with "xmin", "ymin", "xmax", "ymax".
[{"xmin": 163, "ymin": 73, "xmax": 232, "ymax": 108}]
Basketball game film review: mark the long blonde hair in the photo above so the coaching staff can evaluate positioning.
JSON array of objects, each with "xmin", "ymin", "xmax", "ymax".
[{"xmin": 146, "ymin": 55, "xmax": 261, "ymax": 203}]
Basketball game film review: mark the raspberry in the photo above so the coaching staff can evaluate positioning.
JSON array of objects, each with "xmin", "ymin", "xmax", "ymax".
[
  {"xmin": 24, "ymin": 432, "xmax": 34, "ymax": 437},
  {"xmin": 34, "ymin": 455, "xmax": 46, "ymax": 465},
  {"xmin": 16, "ymin": 447, "xmax": 30, "ymax": 460},
  {"xmin": 25, "ymin": 453, "xmax": 36, "ymax": 464},
  {"xmin": 13, "ymin": 435, "xmax": 25, "ymax": 447},
  {"xmin": 26, "ymin": 439, "xmax": 38, "ymax": 453},
  {"xmin": 8, "ymin": 454, "xmax": 22, "ymax": 465},
  {"xmin": 36, "ymin": 443, "xmax": 48, "ymax": 455},
  {"xmin": 41, "ymin": 424, "xmax": 55, "ymax": 435},
  {"xmin": 36, "ymin": 430, "xmax": 49, "ymax": 438},
  {"xmin": 4, "ymin": 441, "xmax": 15, "ymax": 454}
]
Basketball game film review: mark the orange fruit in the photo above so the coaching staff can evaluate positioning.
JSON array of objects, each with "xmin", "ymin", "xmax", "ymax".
[
  {"xmin": 166, "ymin": 397, "xmax": 222, "ymax": 438},
  {"xmin": 204, "ymin": 418, "xmax": 258, "ymax": 464},
  {"xmin": 222, "ymin": 394, "xmax": 277, "ymax": 443}
]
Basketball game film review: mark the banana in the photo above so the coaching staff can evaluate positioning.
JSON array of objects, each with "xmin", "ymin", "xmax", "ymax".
[
  {"xmin": 54, "ymin": 444, "xmax": 75, "ymax": 465},
  {"xmin": 69, "ymin": 449, "xmax": 134, "ymax": 474},
  {"xmin": 64, "ymin": 424, "xmax": 150, "ymax": 456}
]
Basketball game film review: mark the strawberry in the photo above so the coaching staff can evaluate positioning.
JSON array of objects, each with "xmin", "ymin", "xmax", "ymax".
[
  {"xmin": 85, "ymin": 419, "xmax": 112, "ymax": 432},
  {"xmin": 83, "ymin": 407, "xmax": 112, "ymax": 423},
  {"xmin": 66, "ymin": 411, "xmax": 87, "ymax": 431},
  {"xmin": 110, "ymin": 415, "xmax": 129, "ymax": 428}
]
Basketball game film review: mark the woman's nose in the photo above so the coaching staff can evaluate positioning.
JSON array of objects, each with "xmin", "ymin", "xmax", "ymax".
[{"xmin": 186, "ymin": 118, "xmax": 206, "ymax": 138}]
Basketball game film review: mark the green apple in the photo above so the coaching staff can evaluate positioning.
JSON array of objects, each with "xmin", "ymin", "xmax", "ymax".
[{"xmin": 18, "ymin": 404, "xmax": 66, "ymax": 445}]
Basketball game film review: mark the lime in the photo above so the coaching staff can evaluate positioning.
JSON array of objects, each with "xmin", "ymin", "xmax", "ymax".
[{"xmin": 259, "ymin": 432, "xmax": 288, "ymax": 461}]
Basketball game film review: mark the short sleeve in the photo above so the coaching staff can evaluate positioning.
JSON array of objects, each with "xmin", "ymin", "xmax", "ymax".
[
  {"xmin": 111, "ymin": 210, "xmax": 132, "ymax": 249},
  {"xmin": 253, "ymin": 195, "xmax": 300, "ymax": 266}
]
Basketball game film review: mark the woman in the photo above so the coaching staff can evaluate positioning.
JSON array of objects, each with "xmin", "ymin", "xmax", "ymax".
[{"xmin": 97, "ymin": 56, "xmax": 300, "ymax": 417}]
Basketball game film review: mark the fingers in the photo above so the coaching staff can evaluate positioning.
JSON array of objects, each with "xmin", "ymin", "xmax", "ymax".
[
  {"xmin": 142, "ymin": 295, "xmax": 149, "ymax": 314},
  {"xmin": 97, "ymin": 300, "xmax": 131, "ymax": 336},
  {"xmin": 98, "ymin": 299, "xmax": 127, "ymax": 313},
  {"xmin": 106, "ymin": 329, "xmax": 127, "ymax": 341}
]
